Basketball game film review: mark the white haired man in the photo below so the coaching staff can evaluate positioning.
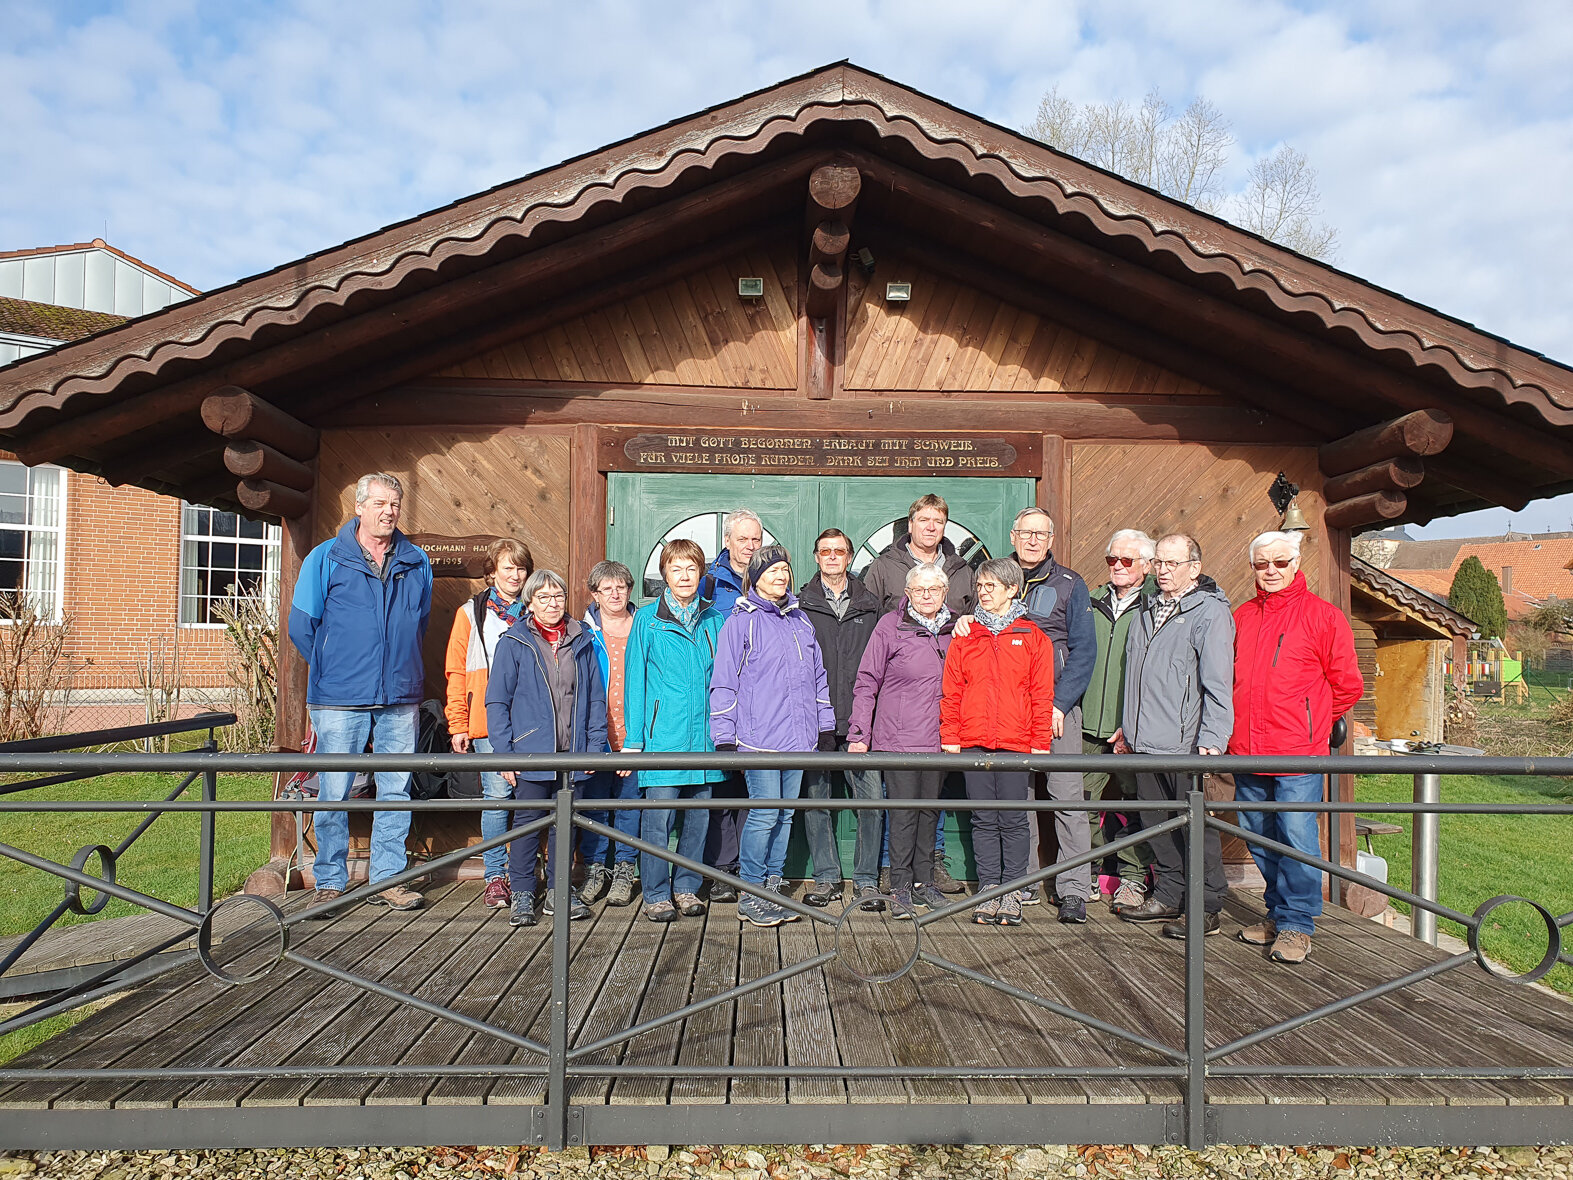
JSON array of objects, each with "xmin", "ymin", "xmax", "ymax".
[{"xmin": 701, "ymin": 508, "xmax": 764, "ymax": 615}]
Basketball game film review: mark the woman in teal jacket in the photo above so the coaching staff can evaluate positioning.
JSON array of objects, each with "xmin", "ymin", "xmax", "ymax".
[{"xmin": 622, "ymin": 538, "xmax": 727, "ymax": 922}]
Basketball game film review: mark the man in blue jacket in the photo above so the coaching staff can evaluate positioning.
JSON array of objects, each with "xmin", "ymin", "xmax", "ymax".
[{"xmin": 289, "ymin": 472, "xmax": 433, "ymax": 912}]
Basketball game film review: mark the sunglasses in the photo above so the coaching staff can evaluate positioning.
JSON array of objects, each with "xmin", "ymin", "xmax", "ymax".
[
  {"xmin": 1251, "ymin": 558, "xmax": 1296, "ymax": 571},
  {"xmin": 1104, "ymin": 555, "xmax": 1141, "ymax": 568}
]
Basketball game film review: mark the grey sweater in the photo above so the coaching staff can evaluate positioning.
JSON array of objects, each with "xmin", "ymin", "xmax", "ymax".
[{"xmin": 1121, "ymin": 577, "xmax": 1235, "ymax": 755}]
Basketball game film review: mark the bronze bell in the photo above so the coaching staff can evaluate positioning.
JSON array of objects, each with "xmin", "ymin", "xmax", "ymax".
[{"xmin": 1280, "ymin": 499, "xmax": 1310, "ymax": 532}]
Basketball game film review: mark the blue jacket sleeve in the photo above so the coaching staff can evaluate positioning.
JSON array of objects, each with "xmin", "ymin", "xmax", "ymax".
[
  {"xmin": 709, "ymin": 617, "xmax": 745, "ymax": 746},
  {"xmin": 585, "ymin": 654, "xmax": 609, "ymax": 755},
  {"xmin": 621, "ymin": 612, "xmax": 649, "ymax": 752},
  {"xmin": 1054, "ymin": 576, "xmax": 1098, "ymax": 713},
  {"xmin": 416, "ymin": 559, "xmax": 433, "ymax": 641},
  {"xmin": 288, "ymin": 543, "xmax": 331, "ymax": 662},
  {"xmin": 485, "ymin": 638, "xmax": 520, "ymax": 754}
]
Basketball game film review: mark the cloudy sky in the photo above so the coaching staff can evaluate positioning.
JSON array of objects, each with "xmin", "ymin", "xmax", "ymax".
[{"xmin": 5, "ymin": 0, "xmax": 1570, "ymax": 537}]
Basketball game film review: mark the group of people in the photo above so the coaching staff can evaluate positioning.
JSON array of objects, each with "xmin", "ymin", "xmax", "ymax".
[{"xmin": 290, "ymin": 473, "xmax": 1361, "ymax": 968}]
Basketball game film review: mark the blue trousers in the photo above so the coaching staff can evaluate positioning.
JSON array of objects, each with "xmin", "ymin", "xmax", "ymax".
[
  {"xmin": 740, "ymin": 768, "xmax": 803, "ymax": 884},
  {"xmin": 310, "ymin": 705, "xmax": 417, "ymax": 892},
  {"xmin": 1232, "ymin": 772, "xmax": 1326, "ymax": 936},
  {"xmin": 580, "ymin": 770, "xmax": 641, "ymax": 866},
  {"xmin": 506, "ymin": 777, "xmax": 582, "ymax": 892},
  {"xmin": 471, "ymin": 736, "xmax": 513, "ymax": 881},
  {"xmin": 639, "ymin": 782, "xmax": 712, "ymax": 903}
]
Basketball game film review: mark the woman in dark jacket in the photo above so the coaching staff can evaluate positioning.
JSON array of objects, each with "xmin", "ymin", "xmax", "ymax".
[
  {"xmin": 846, "ymin": 562, "xmax": 954, "ymax": 916},
  {"xmin": 486, "ymin": 569, "xmax": 608, "ymax": 929}
]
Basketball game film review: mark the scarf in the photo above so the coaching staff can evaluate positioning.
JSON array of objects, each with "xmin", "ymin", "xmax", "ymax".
[
  {"xmin": 974, "ymin": 600, "xmax": 1028, "ymax": 635},
  {"xmin": 531, "ymin": 616, "xmax": 567, "ymax": 649},
  {"xmin": 907, "ymin": 601, "xmax": 951, "ymax": 636},
  {"xmin": 486, "ymin": 588, "xmax": 524, "ymax": 626},
  {"xmin": 664, "ymin": 588, "xmax": 701, "ymax": 631}
]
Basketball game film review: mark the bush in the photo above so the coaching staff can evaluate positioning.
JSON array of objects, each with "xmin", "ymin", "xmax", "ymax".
[
  {"xmin": 210, "ymin": 589, "xmax": 277, "ymax": 753},
  {"xmin": 0, "ymin": 597, "xmax": 76, "ymax": 742},
  {"xmin": 1449, "ymin": 556, "xmax": 1507, "ymax": 639}
]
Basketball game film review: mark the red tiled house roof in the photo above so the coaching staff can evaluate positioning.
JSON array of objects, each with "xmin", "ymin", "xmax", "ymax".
[{"xmin": 1385, "ymin": 536, "xmax": 1573, "ymax": 619}]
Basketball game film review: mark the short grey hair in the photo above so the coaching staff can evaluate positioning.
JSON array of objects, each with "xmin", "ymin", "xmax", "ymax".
[
  {"xmin": 904, "ymin": 560, "xmax": 951, "ymax": 591},
  {"xmin": 522, "ymin": 569, "xmax": 567, "ymax": 606},
  {"xmin": 722, "ymin": 508, "xmax": 763, "ymax": 543},
  {"xmin": 354, "ymin": 472, "xmax": 403, "ymax": 504},
  {"xmin": 1012, "ymin": 507, "xmax": 1054, "ymax": 532},
  {"xmin": 1156, "ymin": 533, "xmax": 1202, "ymax": 563},
  {"xmin": 1107, "ymin": 529, "xmax": 1156, "ymax": 560},
  {"xmin": 974, "ymin": 557, "xmax": 1024, "ymax": 595},
  {"xmin": 1249, "ymin": 530, "xmax": 1304, "ymax": 561},
  {"xmin": 587, "ymin": 560, "xmax": 634, "ymax": 593}
]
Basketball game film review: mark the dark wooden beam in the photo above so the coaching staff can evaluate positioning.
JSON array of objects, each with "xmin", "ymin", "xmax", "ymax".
[
  {"xmin": 1322, "ymin": 457, "xmax": 1425, "ymax": 502},
  {"xmin": 567, "ymin": 424, "xmax": 604, "ymax": 617},
  {"xmin": 224, "ymin": 440, "xmax": 314, "ymax": 492},
  {"xmin": 1422, "ymin": 455, "xmax": 1537, "ymax": 513},
  {"xmin": 1319, "ymin": 410, "xmax": 1453, "ymax": 476},
  {"xmin": 100, "ymin": 436, "xmax": 226, "ymax": 488},
  {"xmin": 237, "ymin": 478, "xmax": 311, "ymax": 520},
  {"xmin": 202, "ymin": 386, "xmax": 320, "ymax": 459},
  {"xmin": 805, "ymin": 261, "xmax": 843, "ymax": 320},
  {"xmin": 808, "ymin": 220, "xmax": 850, "ymax": 268},
  {"xmin": 806, "ymin": 163, "xmax": 860, "ymax": 227},
  {"xmin": 1325, "ymin": 490, "xmax": 1407, "ymax": 531}
]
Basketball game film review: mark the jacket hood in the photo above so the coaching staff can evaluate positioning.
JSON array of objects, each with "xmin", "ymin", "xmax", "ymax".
[
  {"xmin": 1093, "ymin": 574, "xmax": 1157, "ymax": 604},
  {"xmin": 329, "ymin": 519, "xmax": 423, "ymax": 570},
  {"xmin": 799, "ymin": 573, "xmax": 881, "ymax": 617},
  {"xmin": 880, "ymin": 532, "xmax": 962, "ymax": 568},
  {"xmin": 1012, "ymin": 551, "xmax": 1059, "ymax": 581},
  {"xmin": 1154, "ymin": 575, "xmax": 1229, "ymax": 615},
  {"xmin": 736, "ymin": 588, "xmax": 800, "ymax": 617},
  {"xmin": 503, "ymin": 613, "xmax": 589, "ymax": 650}
]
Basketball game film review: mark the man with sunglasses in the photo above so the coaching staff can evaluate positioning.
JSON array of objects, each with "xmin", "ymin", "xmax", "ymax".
[{"xmin": 1228, "ymin": 530, "xmax": 1362, "ymax": 965}]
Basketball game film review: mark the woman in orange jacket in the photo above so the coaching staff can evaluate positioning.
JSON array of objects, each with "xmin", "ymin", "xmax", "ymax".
[
  {"xmin": 443, "ymin": 538, "xmax": 533, "ymax": 908},
  {"xmin": 941, "ymin": 558, "xmax": 1056, "ymax": 926}
]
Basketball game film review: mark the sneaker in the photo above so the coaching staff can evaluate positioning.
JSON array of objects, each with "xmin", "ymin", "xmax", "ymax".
[
  {"xmin": 482, "ymin": 877, "xmax": 512, "ymax": 909},
  {"xmin": 855, "ymin": 884, "xmax": 886, "ymax": 913},
  {"xmin": 912, "ymin": 883, "xmax": 947, "ymax": 910},
  {"xmin": 1237, "ymin": 919, "xmax": 1277, "ymax": 946},
  {"xmin": 1057, "ymin": 896, "xmax": 1088, "ymax": 925},
  {"xmin": 890, "ymin": 886, "xmax": 915, "ymax": 919},
  {"xmin": 305, "ymin": 888, "xmax": 342, "ymax": 919},
  {"xmin": 972, "ymin": 897, "xmax": 1001, "ymax": 925},
  {"xmin": 606, "ymin": 861, "xmax": 638, "ymax": 908},
  {"xmin": 1016, "ymin": 886, "xmax": 1043, "ymax": 906},
  {"xmin": 1163, "ymin": 911, "xmax": 1222, "ymax": 940},
  {"xmin": 675, "ymin": 892, "xmax": 706, "ymax": 917},
  {"xmin": 738, "ymin": 891, "xmax": 786, "ymax": 927},
  {"xmin": 541, "ymin": 891, "xmax": 592, "ymax": 921},
  {"xmin": 1110, "ymin": 879, "xmax": 1146, "ymax": 910},
  {"xmin": 368, "ymin": 884, "xmax": 424, "ymax": 911},
  {"xmin": 932, "ymin": 861, "xmax": 966, "ymax": 895},
  {"xmin": 764, "ymin": 875, "xmax": 801, "ymax": 923},
  {"xmin": 644, "ymin": 899, "xmax": 678, "ymax": 923},
  {"xmin": 579, "ymin": 863, "xmax": 611, "ymax": 905},
  {"xmin": 509, "ymin": 893, "xmax": 537, "ymax": 928},
  {"xmin": 804, "ymin": 880, "xmax": 842, "ymax": 907},
  {"xmin": 996, "ymin": 892, "xmax": 1023, "ymax": 926},
  {"xmin": 1269, "ymin": 929, "xmax": 1312, "ymax": 965},
  {"xmin": 708, "ymin": 879, "xmax": 739, "ymax": 904}
]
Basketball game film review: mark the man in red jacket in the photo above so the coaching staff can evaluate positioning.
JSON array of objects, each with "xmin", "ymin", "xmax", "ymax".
[{"xmin": 1229, "ymin": 530, "xmax": 1363, "ymax": 965}]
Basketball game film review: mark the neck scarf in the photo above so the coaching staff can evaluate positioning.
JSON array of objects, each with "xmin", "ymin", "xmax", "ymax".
[
  {"xmin": 531, "ymin": 616, "xmax": 567, "ymax": 648},
  {"xmin": 664, "ymin": 588, "xmax": 700, "ymax": 630},
  {"xmin": 487, "ymin": 588, "xmax": 524, "ymax": 625},
  {"xmin": 907, "ymin": 601, "xmax": 951, "ymax": 636},
  {"xmin": 974, "ymin": 600, "xmax": 1028, "ymax": 635}
]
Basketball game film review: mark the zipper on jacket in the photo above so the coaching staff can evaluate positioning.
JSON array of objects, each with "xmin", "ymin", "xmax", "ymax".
[
  {"xmin": 1272, "ymin": 633, "xmax": 1286, "ymax": 667},
  {"xmin": 1305, "ymin": 697, "xmax": 1313, "ymax": 745},
  {"xmin": 650, "ymin": 700, "xmax": 660, "ymax": 731},
  {"xmin": 523, "ymin": 638, "xmax": 560, "ymax": 752}
]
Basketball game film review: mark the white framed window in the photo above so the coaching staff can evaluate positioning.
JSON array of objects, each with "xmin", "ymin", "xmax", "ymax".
[
  {"xmin": 179, "ymin": 504, "xmax": 281, "ymax": 626},
  {"xmin": 0, "ymin": 461, "xmax": 66, "ymax": 622}
]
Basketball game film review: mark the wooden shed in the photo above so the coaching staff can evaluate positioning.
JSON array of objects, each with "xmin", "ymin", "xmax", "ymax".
[{"xmin": 3, "ymin": 63, "xmax": 1573, "ymax": 883}]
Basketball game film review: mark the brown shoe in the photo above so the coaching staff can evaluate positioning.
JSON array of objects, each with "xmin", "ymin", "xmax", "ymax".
[
  {"xmin": 368, "ymin": 884, "xmax": 424, "ymax": 911},
  {"xmin": 305, "ymin": 888, "xmax": 342, "ymax": 919},
  {"xmin": 1269, "ymin": 929, "xmax": 1311, "ymax": 964},
  {"xmin": 1114, "ymin": 895, "xmax": 1181, "ymax": 923},
  {"xmin": 1162, "ymin": 911, "xmax": 1221, "ymax": 940},
  {"xmin": 1237, "ymin": 919, "xmax": 1277, "ymax": 946}
]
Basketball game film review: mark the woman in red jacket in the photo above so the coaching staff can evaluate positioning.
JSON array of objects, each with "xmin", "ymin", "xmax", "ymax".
[{"xmin": 941, "ymin": 558, "xmax": 1057, "ymax": 926}]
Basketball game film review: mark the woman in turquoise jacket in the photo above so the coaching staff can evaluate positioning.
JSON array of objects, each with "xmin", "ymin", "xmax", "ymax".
[{"xmin": 622, "ymin": 538, "xmax": 727, "ymax": 923}]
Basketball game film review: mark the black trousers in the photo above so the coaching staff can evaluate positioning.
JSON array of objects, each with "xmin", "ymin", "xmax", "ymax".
[
  {"xmin": 703, "ymin": 772, "xmax": 749, "ymax": 872},
  {"xmin": 885, "ymin": 767, "xmax": 944, "ymax": 890},
  {"xmin": 963, "ymin": 755, "xmax": 1032, "ymax": 890},
  {"xmin": 1135, "ymin": 769, "xmax": 1226, "ymax": 912}
]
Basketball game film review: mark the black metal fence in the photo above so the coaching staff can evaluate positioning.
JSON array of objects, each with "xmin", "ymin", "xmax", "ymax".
[{"xmin": 0, "ymin": 739, "xmax": 1569, "ymax": 1150}]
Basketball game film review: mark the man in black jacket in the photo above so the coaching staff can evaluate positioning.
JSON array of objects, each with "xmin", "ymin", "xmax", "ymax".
[{"xmin": 799, "ymin": 529, "xmax": 886, "ymax": 910}]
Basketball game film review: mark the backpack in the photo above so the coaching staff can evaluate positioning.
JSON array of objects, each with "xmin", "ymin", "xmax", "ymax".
[{"xmin": 409, "ymin": 698, "xmax": 454, "ymax": 800}]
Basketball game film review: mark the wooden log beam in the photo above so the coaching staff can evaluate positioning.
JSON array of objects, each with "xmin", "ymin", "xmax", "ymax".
[
  {"xmin": 1324, "ymin": 490, "xmax": 1408, "ymax": 531},
  {"xmin": 806, "ymin": 163, "xmax": 860, "ymax": 225},
  {"xmin": 805, "ymin": 261, "xmax": 844, "ymax": 320},
  {"xmin": 201, "ymin": 386, "xmax": 321, "ymax": 459},
  {"xmin": 1322, "ymin": 457, "xmax": 1426, "ymax": 502},
  {"xmin": 808, "ymin": 220, "xmax": 850, "ymax": 269},
  {"xmin": 1318, "ymin": 410, "xmax": 1453, "ymax": 476},
  {"xmin": 224, "ymin": 440, "xmax": 315, "ymax": 492},
  {"xmin": 237, "ymin": 478, "xmax": 311, "ymax": 520}
]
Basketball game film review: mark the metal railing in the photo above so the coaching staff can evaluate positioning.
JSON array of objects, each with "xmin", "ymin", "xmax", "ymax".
[{"xmin": 0, "ymin": 744, "xmax": 1568, "ymax": 1151}]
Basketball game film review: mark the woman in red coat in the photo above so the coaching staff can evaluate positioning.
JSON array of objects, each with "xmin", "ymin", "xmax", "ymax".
[{"xmin": 941, "ymin": 558, "xmax": 1056, "ymax": 926}]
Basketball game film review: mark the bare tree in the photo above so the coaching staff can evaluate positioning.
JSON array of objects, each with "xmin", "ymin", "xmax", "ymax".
[{"xmin": 1233, "ymin": 144, "xmax": 1339, "ymax": 259}]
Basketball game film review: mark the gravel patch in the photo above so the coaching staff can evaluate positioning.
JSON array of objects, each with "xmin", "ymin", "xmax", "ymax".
[{"xmin": 4, "ymin": 1143, "xmax": 1572, "ymax": 1179}]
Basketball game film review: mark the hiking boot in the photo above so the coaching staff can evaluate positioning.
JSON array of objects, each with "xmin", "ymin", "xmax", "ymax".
[
  {"xmin": 912, "ymin": 883, "xmax": 947, "ymax": 910},
  {"xmin": 972, "ymin": 896, "xmax": 1001, "ymax": 925},
  {"xmin": 738, "ymin": 891, "xmax": 786, "ymax": 927},
  {"xmin": 1057, "ymin": 896, "xmax": 1088, "ymax": 925},
  {"xmin": 675, "ymin": 892, "xmax": 706, "ymax": 917},
  {"xmin": 1270, "ymin": 929, "xmax": 1312, "ymax": 965},
  {"xmin": 579, "ymin": 863, "xmax": 611, "ymax": 905},
  {"xmin": 509, "ymin": 893, "xmax": 537, "ymax": 928},
  {"xmin": 606, "ymin": 861, "xmax": 638, "ymax": 907},
  {"xmin": 890, "ymin": 886, "xmax": 915, "ymax": 919},
  {"xmin": 1115, "ymin": 895, "xmax": 1180, "ymax": 923},
  {"xmin": 1237, "ymin": 919, "xmax": 1278, "ymax": 946},
  {"xmin": 996, "ymin": 892, "xmax": 1023, "ymax": 927},
  {"xmin": 855, "ymin": 884, "xmax": 886, "ymax": 913},
  {"xmin": 932, "ymin": 861, "xmax": 966, "ymax": 894},
  {"xmin": 804, "ymin": 880, "xmax": 842, "ymax": 907},
  {"xmin": 708, "ymin": 879, "xmax": 739, "ymax": 904},
  {"xmin": 482, "ymin": 877, "xmax": 512, "ymax": 909},
  {"xmin": 1162, "ymin": 911, "xmax": 1221, "ymax": 940},
  {"xmin": 541, "ymin": 891, "xmax": 591, "ymax": 921},
  {"xmin": 368, "ymin": 884, "xmax": 424, "ymax": 911},
  {"xmin": 765, "ymin": 875, "xmax": 801, "ymax": 922},
  {"xmin": 305, "ymin": 888, "xmax": 342, "ymax": 918},
  {"xmin": 1016, "ymin": 885, "xmax": 1043, "ymax": 906},
  {"xmin": 644, "ymin": 900, "xmax": 678, "ymax": 924},
  {"xmin": 1110, "ymin": 879, "xmax": 1146, "ymax": 910}
]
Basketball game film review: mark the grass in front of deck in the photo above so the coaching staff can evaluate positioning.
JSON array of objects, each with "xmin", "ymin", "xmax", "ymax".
[
  {"xmin": 0, "ymin": 771, "xmax": 274, "ymax": 938},
  {"xmin": 1356, "ymin": 772, "xmax": 1573, "ymax": 996}
]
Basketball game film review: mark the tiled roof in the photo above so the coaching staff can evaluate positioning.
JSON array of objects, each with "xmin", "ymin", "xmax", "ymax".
[
  {"xmin": 0, "ymin": 297, "xmax": 127, "ymax": 344},
  {"xmin": 1351, "ymin": 557, "xmax": 1473, "ymax": 636},
  {"xmin": 1384, "ymin": 535, "xmax": 1573, "ymax": 620}
]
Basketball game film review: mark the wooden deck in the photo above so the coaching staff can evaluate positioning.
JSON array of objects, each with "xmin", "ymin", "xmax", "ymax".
[{"xmin": 2, "ymin": 881, "xmax": 1571, "ymax": 1147}]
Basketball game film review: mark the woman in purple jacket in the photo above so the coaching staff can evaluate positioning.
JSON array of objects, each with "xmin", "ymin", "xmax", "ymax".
[
  {"xmin": 709, "ymin": 545, "xmax": 836, "ymax": 928},
  {"xmin": 846, "ymin": 562, "xmax": 954, "ymax": 916}
]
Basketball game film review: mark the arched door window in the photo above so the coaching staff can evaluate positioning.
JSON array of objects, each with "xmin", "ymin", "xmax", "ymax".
[
  {"xmin": 641, "ymin": 512, "xmax": 779, "ymax": 598},
  {"xmin": 851, "ymin": 518, "xmax": 990, "ymax": 578}
]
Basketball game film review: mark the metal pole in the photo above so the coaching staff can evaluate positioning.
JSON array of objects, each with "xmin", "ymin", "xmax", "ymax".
[
  {"xmin": 545, "ymin": 771, "xmax": 575, "ymax": 1150},
  {"xmin": 1412, "ymin": 772, "xmax": 1440, "ymax": 946},
  {"xmin": 1184, "ymin": 779, "xmax": 1207, "ymax": 1149},
  {"xmin": 198, "ymin": 738, "xmax": 218, "ymax": 913},
  {"xmin": 1325, "ymin": 771, "xmax": 1341, "ymax": 909}
]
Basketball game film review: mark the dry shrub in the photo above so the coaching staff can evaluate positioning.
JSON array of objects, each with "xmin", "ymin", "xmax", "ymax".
[
  {"xmin": 1551, "ymin": 690, "xmax": 1573, "ymax": 735},
  {"xmin": 210, "ymin": 590, "xmax": 277, "ymax": 753},
  {"xmin": 0, "ymin": 597, "xmax": 76, "ymax": 742},
  {"xmin": 1443, "ymin": 683, "xmax": 1479, "ymax": 749}
]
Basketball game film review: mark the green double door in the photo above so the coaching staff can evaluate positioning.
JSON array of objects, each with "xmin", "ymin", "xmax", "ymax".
[{"xmin": 606, "ymin": 473, "xmax": 1035, "ymax": 880}]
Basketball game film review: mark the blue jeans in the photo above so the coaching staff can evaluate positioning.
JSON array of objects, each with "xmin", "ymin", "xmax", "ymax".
[
  {"xmin": 639, "ymin": 783, "xmax": 712, "ymax": 903},
  {"xmin": 471, "ymin": 736, "xmax": 512, "ymax": 881},
  {"xmin": 803, "ymin": 760, "xmax": 884, "ymax": 888},
  {"xmin": 1233, "ymin": 772, "xmax": 1326, "ymax": 936},
  {"xmin": 740, "ymin": 768, "xmax": 803, "ymax": 884},
  {"xmin": 309, "ymin": 705, "xmax": 418, "ymax": 892},
  {"xmin": 580, "ymin": 770, "xmax": 641, "ymax": 867}
]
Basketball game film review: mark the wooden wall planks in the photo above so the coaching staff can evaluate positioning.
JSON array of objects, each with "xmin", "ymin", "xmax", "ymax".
[{"xmin": 434, "ymin": 245, "xmax": 799, "ymax": 390}]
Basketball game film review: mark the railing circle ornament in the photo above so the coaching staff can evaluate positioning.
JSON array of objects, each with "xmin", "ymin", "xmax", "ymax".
[
  {"xmin": 1468, "ymin": 894, "xmax": 1563, "ymax": 984},
  {"xmin": 832, "ymin": 894, "xmax": 920, "ymax": 983},
  {"xmin": 197, "ymin": 894, "xmax": 290, "ymax": 985},
  {"xmin": 64, "ymin": 844, "xmax": 116, "ymax": 915}
]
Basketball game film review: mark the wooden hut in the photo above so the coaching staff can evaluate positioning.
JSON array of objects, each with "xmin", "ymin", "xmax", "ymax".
[{"xmin": 3, "ymin": 63, "xmax": 1572, "ymax": 885}]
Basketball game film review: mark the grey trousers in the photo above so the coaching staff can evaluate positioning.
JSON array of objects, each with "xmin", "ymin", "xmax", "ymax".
[{"xmin": 1043, "ymin": 704, "xmax": 1093, "ymax": 902}]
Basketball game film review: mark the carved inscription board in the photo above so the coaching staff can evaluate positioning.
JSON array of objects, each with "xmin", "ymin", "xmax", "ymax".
[
  {"xmin": 600, "ymin": 428, "xmax": 1039, "ymax": 477},
  {"xmin": 408, "ymin": 534, "xmax": 501, "ymax": 579}
]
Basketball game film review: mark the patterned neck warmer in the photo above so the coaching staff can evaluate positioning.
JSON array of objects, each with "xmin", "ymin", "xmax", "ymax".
[
  {"xmin": 664, "ymin": 588, "xmax": 701, "ymax": 630},
  {"xmin": 907, "ymin": 601, "xmax": 951, "ymax": 636},
  {"xmin": 974, "ymin": 600, "xmax": 1028, "ymax": 635},
  {"xmin": 487, "ymin": 588, "xmax": 524, "ymax": 625}
]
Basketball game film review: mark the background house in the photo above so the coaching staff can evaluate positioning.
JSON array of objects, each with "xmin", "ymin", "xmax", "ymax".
[{"xmin": 1379, "ymin": 531, "xmax": 1573, "ymax": 620}]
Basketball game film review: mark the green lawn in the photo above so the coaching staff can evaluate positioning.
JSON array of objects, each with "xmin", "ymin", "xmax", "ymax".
[{"xmin": 1356, "ymin": 772, "xmax": 1573, "ymax": 996}]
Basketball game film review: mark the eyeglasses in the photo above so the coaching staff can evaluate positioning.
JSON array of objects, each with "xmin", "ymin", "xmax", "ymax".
[
  {"xmin": 1251, "ymin": 558, "xmax": 1297, "ymax": 571},
  {"xmin": 1104, "ymin": 555, "xmax": 1141, "ymax": 568},
  {"xmin": 1012, "ymin": 529, "xmax": 1052, "ymax": 541},
  {"xmin": 816, "ymin": 548, "xmax": 852, "ymax": 559},
  {"xmin": 532, "ymin": 593, "xmax": 567, "ymax": 604},
  {"xmin": 1151, "ymin": 559, "xmax": 1196, "ymax": 571},
  {"xmin": 910, "ymin": 585, "xmax": 947, "ymax": 595}
]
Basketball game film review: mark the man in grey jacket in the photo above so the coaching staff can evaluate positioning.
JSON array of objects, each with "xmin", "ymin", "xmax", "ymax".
[{"xmin": 1110, "ymin": 533, "xmax": 1234, "ymax": 938}]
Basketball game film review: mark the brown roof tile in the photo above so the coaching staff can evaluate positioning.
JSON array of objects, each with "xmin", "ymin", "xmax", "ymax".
[
  {"xmin": 1385, "ymin": 535, "xmax": 1573, "ymax": 619},
  {"xmin": 0, "ymin": 297, "xmax": 127, "ymax": 345}
]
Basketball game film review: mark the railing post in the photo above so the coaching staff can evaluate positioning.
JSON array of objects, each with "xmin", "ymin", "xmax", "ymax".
[
  {"xmin": 1184, "ymin": 779, "xmax": 1207, "ymax": 1149},
  {"xmin": 1412, "ymin": 772, "xmax": 1440, "ymax": 946},
  {"xmin": 545, "ymin": 770, "xmax": 575, "ymax": 1150},
  {"xmin": 198, "ymin": 738, "xmax": 218, "ymax": 914},
  {"xmin": 1325, "ymin": 771, "xmax": 1342, "ymax": 909}
]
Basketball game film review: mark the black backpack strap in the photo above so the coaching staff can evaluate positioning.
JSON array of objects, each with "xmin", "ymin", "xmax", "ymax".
[{"xmin": 473, "ymin": 591, "xmax": 494, "ymax": 669}]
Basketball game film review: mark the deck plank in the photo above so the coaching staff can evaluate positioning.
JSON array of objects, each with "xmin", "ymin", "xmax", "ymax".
[
  {"xmin": 864, "ymin": 914, "xmax": 966, "ymax": 1104},
  {"xmin": 811, "ymin": 916, "xmax": 903, "ymax": 1104},
  {"xmin": 730, "ymin": 919, "xmax": 785, "ymax": 1104},
  {"xmin": 777, "ymin": 917, "xmax": 844, "ymax": 1103},
  {"xmin": 564, "ymin": 906, "xmax": 665, "ymax": 1105},
  {"xmin": 669, "ymin": 910, "xmax": 738, "ymax": 1105},
  {"xmin": 608, "ymin": 913, "xmax": 705, "ymax": 1105}
]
